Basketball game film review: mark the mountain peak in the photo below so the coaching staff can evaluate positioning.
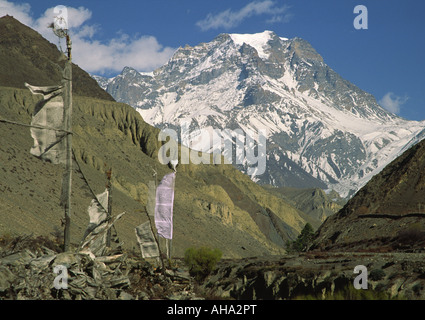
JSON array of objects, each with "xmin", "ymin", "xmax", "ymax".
[
  {"xmin": 229, "ymin": 30, "xmax": 281, "ymax": 59},
  {"xmin": 229, "ymin": 30, "xmax": 275, "ymax": 41},
  {"xmin": 93, "ymin": 31, "xmax": 425, "ymax": 197},
  {"xmin": 121, "ymin": 66, "xmax": 139, "ymax": 75}
]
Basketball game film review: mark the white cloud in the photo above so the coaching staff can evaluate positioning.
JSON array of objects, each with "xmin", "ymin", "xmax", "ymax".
[
  {"xmin": 266, "ymin": 12, "xmax": 293, "ymax": 24},
  {"xmin": 196, "ymin": 0, "xmax": 291, "ymax": 31},
  {"xmin": 0, "ymin": 0, "xmax": 175, "ymax": 75},
  {"xmin": 0, "ymin": 0, "xmax": 33, "ymax": 26},
  {"xmin": 379, "ymin": 92, "xmax": 408, "ymax": 114},
  {"xmin": 72, "ymin": 34, "xmax": 176, "ymax": 75}
]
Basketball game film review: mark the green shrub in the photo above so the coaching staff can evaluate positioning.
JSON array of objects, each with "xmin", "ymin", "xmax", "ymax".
[
  {"xmin": 286, "ymin": 223, "xmax": 315, "ymax": 253},
  {"xmin": 397, "ymin": 223, "xmax": 425, "ymax": 244},
  {"xmin": 184, "ymin": 246, "xmax": 222, "ymax": 281},
  {"xmin": 413, "ymin": 283, "xmax": 423, "ymax": 295},
  {"xmin": 369, "ymin": 269, "xmax": 386, "ymax": 281}
]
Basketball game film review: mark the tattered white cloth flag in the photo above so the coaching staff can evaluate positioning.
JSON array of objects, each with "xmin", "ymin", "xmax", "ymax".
[
  {"xmin": 154, "ymin": 172, "xmax": 176, "ymax": 239},
  {"xmin": 25, "ymin": 83, "xmax": 66, "ymax": 165},
  {"xmin": 135, "ymin": 221, "xmax": 160, "ymax": 258},
  {"xmin": 88, "ymin": 189, "xmax": 108, "ymax": 224},
  {"xmin": 83, "ymin": 189, "xmax": 108, "ymax": 240},
  {"xmin": 79, "ymin": 212, "xmax": 125, "ymax": 257}
]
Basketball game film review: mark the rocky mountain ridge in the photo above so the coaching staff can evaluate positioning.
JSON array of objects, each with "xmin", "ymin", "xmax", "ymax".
[
  {"xmin": 312, "ymin": 137, "xmax": 425, "ymax": 252},
  {"xmin": 94, "ymin": 30, "xmax": 425, "ymax": 198}
]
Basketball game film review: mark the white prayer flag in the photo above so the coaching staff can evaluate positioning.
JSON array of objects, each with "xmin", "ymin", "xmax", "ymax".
[
  {"xmin": 82, "ymin": 189, "xmax": 108, "ymax": 244},
  {"xmin": 87, "ymin": 189, "xmax": 108, "ymax": 225},
  {"xmin": 80, "ymin": 212, "xmax": 125, "ymax": 257},
  {"xmin": 25, "ymin": 83, "xmax": 66, "ymax": 164},
  {"xmin": 154, "ymin": 172, "xmax": 176, "ymax": 239},
  {"xmin": 135, "ymin": 221, "xmax": 160, "ymax": 258}
]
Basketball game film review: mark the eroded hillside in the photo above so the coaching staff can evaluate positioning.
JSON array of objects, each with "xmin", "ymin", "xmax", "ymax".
[{"xmin": 0, "ymin": 86, "xmax": 316, "ymax": 257}]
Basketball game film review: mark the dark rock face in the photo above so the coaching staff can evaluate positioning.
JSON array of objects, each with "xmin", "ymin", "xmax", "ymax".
[{"xmin": 312, "ymin": 138, "xmax": 425, "ymax": 252}]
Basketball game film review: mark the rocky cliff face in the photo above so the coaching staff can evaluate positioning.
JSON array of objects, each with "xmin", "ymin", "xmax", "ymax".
[{"xmin": 93, "ymin": 30, "xmax": 425, "ymax": 198}]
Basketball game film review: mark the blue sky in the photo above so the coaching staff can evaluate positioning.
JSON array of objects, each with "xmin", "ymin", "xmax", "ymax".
[{"xmin": 1, "ymin": 0, "xmax": 424, "ymax": 121}]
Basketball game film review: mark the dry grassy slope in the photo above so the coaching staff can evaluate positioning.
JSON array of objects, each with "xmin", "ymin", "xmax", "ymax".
[
  {"xmin": 312, "ymin": 138, "xmax": 425, "ymax": 251},
  {"xmin": 0, "ymin": 86, "xmax": 312, "ymax": 258}
]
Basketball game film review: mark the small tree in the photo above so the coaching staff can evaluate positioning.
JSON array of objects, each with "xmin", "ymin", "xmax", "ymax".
[
  {"xmin": 184, "ymin": 246, "xmax": 222, "ymax": 281},
  {"xmin": 286, "ymin": 223, "xmax": 315, "ymax": 252}
]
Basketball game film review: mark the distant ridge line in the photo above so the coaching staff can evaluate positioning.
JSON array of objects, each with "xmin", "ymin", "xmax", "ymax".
[{"xmin": 358, "ymin": 213, "xmax": 425, "ymax": 220}]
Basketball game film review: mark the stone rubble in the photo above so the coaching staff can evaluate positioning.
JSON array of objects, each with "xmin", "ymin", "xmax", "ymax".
[
  {"xmin": 0, "ymin": 235, "xmax": 200, "ymax": 300},
  {"xmin": 202, "ymin": 252, "xmax": 425, "ymax": 300},
  {"xmin": 3, "ymin": 236, "xmax": 425, "ymax": 300}
]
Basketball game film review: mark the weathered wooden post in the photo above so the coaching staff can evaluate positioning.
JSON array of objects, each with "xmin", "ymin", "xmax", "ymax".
[
  {"xmin": 62, "ymin": 34, "xmax": 72, "ymax": 252},
  {"xmin": 106, "ymin": 168, "xmax": 112, "ymax": 247}
]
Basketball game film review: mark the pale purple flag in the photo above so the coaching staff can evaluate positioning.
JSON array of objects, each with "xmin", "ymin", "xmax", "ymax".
[{"xmin": 154, "ymin": 172, "xmax": 176, "ymax": 239}]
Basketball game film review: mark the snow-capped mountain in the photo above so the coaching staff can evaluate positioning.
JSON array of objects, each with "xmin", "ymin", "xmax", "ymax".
[{"xmin": 93, "ymin": 30, "xmax": 425, "ymax": 197}]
